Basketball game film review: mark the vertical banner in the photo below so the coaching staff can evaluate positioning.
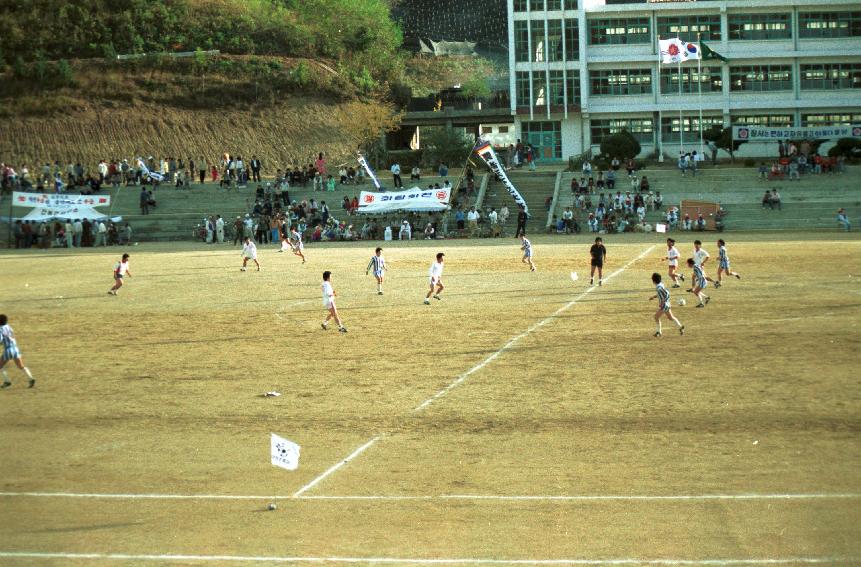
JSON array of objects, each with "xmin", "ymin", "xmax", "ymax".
[
  {"xmin": 473, "ymin": 139, "xmax": 529, "ymax": 215},
  {"xmin": 357, "ymin": 153, "xmax": 382, "ymax": 190}
]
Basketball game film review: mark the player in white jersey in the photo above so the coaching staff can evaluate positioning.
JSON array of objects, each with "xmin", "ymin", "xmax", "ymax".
[
  {"xmin": 366, "ymin": 247, "xmax": 388, "ymax": 295},
  {"xmin": 649, "ymin": 273, "xmax": 684, "ymax": 338},
  {"xmin": 714, "ymin": 239, "xmax": 741, "ymax": 288},
  {"xmin": 108, "ymin": 253, "xmax": 132, "ymax": 295},
  {"xmin": 320, "ymin": 271, "xmax": 347, "ymax": 332},
  {"xmin": 661, "ymin": 238, "xmax": 685, "ymax": 288},
  {"xmin": 240, "ymin": 237, "xmax": 260, "ymax": 271},
  {"xmin": 0, "ymin": 314, "xmax": 36, "ymax": 388},
  {"xmin": 690, "ymin": 239, "xmax": 717, "ymax": 288},
  {"xmin": 686, "ymin": 257, "xmax": 711, "ymax": 307},
  {"xmin": 520, "ymin": 235, "xmax": 536, "ymax": 272},
  {"xmin": 424, "ymin": 252, "xmax": 445, "ymax": 305},
  {"xmin": 288, "ymin": 229, "xmax": 306, "ymax": 264}
]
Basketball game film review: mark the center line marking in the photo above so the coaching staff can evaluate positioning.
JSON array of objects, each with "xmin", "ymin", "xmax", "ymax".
[{"xmin": 292, "ymin": 436, "xmax": 381, "ymax": 498}]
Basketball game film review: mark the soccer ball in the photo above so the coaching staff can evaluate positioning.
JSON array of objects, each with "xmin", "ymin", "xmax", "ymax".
[{"xmin": 677, "ymin": 298, "xmax": 687, "ymax": 306}]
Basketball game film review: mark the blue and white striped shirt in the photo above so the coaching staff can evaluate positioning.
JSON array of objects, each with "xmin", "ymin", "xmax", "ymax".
[
  {"xmin": 719, "ymin": 246, "xmax": 728, "ymax": 263},
  {"xmin": 656, "ymin": 283, "xmax": 670, "ymax": 308},
  {"xmin": 1, "ymin": 324, "xmax": 18, "ymax": 350},
  {"xmin": 367, "ymin": 255, "xmax": 386, "ymax": 273},
  {"xmin": 693, "ymin": 264, "xmax": 705, "ymax": 283}
]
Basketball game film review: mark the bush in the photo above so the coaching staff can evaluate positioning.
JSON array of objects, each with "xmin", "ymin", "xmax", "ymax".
[
  {"xmin": 421, "ymin": 127, "xmax": 474, "ymax": 169},
  {"xmin": 599, "ymin": 130, "xmax": 641, "ymax": 161},
  {"xmin": 828, "ymin": 138, "xmax": 861, "ymax": 158},
  {"xmin": 386, "ymin": 149, "xmax": 424, "ymax": 169},
  {"xmin": 56, "ymin": 59, "xmax": 74, "ymax": 85}
]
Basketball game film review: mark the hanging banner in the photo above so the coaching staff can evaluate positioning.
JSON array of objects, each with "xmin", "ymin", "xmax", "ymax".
[
  {"xmin": 733, "ymin": 125, "xmax": 861, "ymax": 141},
  {"xmin": 15, "ymin": 205, "xmax": 119, "ymax": 222},
  {"xmin": 13, "ymin": 192, "xmax": 111, "ymax": 208},
  {"xmin": 473, "ymin": 140, "xmax": 529, "ymax": 215},
  {"xmin": 357, "ymin": 153, "xmax": 382, "ymax": 190},
  {"xmin": 357, "ymin": 187, "xmax": 450, "ymax": 213}
]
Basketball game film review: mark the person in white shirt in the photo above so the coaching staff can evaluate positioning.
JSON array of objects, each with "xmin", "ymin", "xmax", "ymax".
[
  {"xmin": 399, "ymin": 220, "xmax": 412, "ymax": 240},
  {"xmin": 390, "ymin": 162, "xmax": 402, "ymax": 188},
  {"xmin": 520, "ymin": 235, "xmax": 536, "ymax": 272},
  {"xmin": 321, "ymin": 271, "xmax": 347, "ymax": 332},
  {"xmin": 424, "ymin": 252, "xmax": 445, "ymax": 305},
  {"xmin": 466, "ymin": 207, "xmax": 479, "ymax": 237},
  {"xmin": 661, "ymin": 238, "xmax": 684, "ymax": 288},
  {"xmin": 108, "ymin": 253, "xmax": 132, "ymax": 295},
  {"xmin": 96, "ymin": 221, "xmax": 107, "ymax": 247},
  {"xmin": 286, "ymin": 228, "xmax": 306, "ymax": 263},
  {"xmin": 690, "ymin": 239, "xmax": 717, "ymax": 287},
  {"xmin": 215, "ymin": 215, "xmax": 225, "ymax": 243},
  {"xmin": 499, "ymin": 205, "xmax": 510, "ymax": 224},
  {"xmin": 73, "ymin": 219, "xmax": 83, "ymax": 247},
  {"xmin": 240, "ymin": 237, "xmax": 260, "ymax": 272}
]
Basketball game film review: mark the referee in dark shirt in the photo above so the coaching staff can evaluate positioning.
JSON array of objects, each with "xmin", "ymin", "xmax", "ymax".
[{"xmin": 590, "ymin": 237, "xmax": 607, "ymax": 286}]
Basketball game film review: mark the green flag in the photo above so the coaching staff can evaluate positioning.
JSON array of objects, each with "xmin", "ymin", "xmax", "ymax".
[{"xmin": 701, "ymin": 41, "xmax": 728, "ymax": 62}]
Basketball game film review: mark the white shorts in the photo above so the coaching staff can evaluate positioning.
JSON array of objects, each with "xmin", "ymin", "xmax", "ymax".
[
  {"xmin": 429, "ymin": 277, "xmax": 441, "ymax": 286},
  {"xmin": 294, "ymin": 242, "xmax": 304, "ymax": 251},
  {"xmin": 244, "ymin": 253, "xmax": 257, "ymax": 260},
  {"xmin": 668, "ymin": 260, "xmax": 678, "ymax": 267},
  {"xmin": 324, "ymin": 299, "xmax": 335, "ymax": 309}
]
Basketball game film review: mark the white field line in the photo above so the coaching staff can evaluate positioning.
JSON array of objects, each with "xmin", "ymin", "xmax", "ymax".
[
  {"xmin": 291, "ymin": 436, "xmax": 381, "ymax": 497},
  {"xmin": 1, "ymin": 491, "xmax": 858, "ymax": 502},
  {"xmin": 413, "ymin": 245, "xmax": 656, "ymax": 413},
  {"xmin": 0, "ymin": 551, "xmax": 853, "ymax": 565}
]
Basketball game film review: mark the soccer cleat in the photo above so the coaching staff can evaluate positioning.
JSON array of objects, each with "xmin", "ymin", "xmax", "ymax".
[
  {"xmin": 679, "ymin": 274, "xmax": 685, "ymax": 281},
  {"xmin": 672, "ymin": 284, "xmax": 681, "ymax": 288},
  {"xmin": 321, "ymin": 322, "xmax": 328, "ymax": 330},
  {"xmin": 1, "ymin": 382, "xmax": 10, "ymax": 389},
  {"xmin": 423, "ymin": 299, "xmax": 431, "ymax": 305},
  {"xmin": 339, "ymin": 326, "xmax": 348, "ymax": 333},
  {"xmin": 714, "ymin": 282, "xmax": 722, "ymax": 288},
  {"xmin": 531, "ymin": 267, "xmax": 536, "ymax": 272},
  {"xmin": 685, "ymin": 288, "xmax": 693, "ymax": 293},
  {"xmin": 378, "ymin": 291, "xmax": 384, "ymax": 295},
  {"xmin": 654, "ymin": 332, "xmax": 662, "ymax": 337},
  {"xmin": 107, "ymin": 290, "xmax": 116, "ymax": 295},
  {"xmin": 705, "ymin": 296, "xmax": 711, "ymax": 305},
  {"xmin": 240, "ymin": 267, "xmax": 247, "ymax": 272},
  {"xmin": 696, "ymin": 303, "xmax": 705, "ymax": 308},
  {"xmin": 433, "ymin": 295, "xmax": 442, "ymax": 300},
  {"xmin": 735, "ymin": 274, "xmax": 741, "ymax": 279},
  {"xmin": 590, "ymin": 278, "xmax": 594, "ymax": 285},
  {"xmin": 599, "ymin": 280, "xmax": 602, "ymax": 286},
  {"xmin": 28, "ymin": 379, "xmax": 35, "ymax": 388},
  {"xmin": 679, "ymin": 325, "xmax": 685, "ymax": 335}
]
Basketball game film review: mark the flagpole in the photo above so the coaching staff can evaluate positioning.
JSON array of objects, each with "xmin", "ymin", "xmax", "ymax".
[
  {"xmin": 697, "ymin": 34, "xmax": 704, "ymax": 158},
  {"xmin": 678, "ymin": 57, "xmax": 684, "ymax": 156}
]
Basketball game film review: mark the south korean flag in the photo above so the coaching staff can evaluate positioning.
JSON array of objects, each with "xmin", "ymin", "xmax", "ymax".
[{"xmin": 270, "ymin": 433, "xmax": 301, "ymax": 471}]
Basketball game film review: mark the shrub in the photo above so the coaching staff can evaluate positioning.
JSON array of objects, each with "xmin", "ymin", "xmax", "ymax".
[{"xmin": 599, "ymin": 130, "xmax": 641, "ymax": 161}]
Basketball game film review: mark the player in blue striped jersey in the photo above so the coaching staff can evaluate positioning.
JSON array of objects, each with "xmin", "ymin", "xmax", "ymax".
[
  {"xmin": 686, "ymin": 258, "xmax": 711, "ymax": 308},
  {"xmin": 714, "ymin": 239, "xmax": 741, "ymax": 288},
  {"xmin": 520, "ymin": 235, "xmax": 536, "ymax": 272},
  {"xmin": 366, "ymin": 247, "xmax": 388, "ymax": 295},
  {"xmin": 0, "ymin": 314, "xmax": 36, "ymax": 389},
  {"xmin": 649, "ymin": 274, "xmax": 684, "ymax": 337}
]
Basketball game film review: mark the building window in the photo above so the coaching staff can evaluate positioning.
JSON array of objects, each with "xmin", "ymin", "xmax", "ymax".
[
  {"xmin": 801, "ymin": 63, "xmax": 861, "ymax": 90},
  {"xmin": 728, "ymin": 14, "xmax": 792, "ymax": 41},
  {"xmin": 661, "ymin": 116, "xmax": 725, "ymax": 143},
  {"xmin": 531, "ymin": 20, "xmax": 546, "ymax": 62},
  {"xmin": 660, "ymin": 67, "xmax": 722, "ymax": 94},
  {"xmin": 481, "ymin": 126, "xmax": 494, "ymax": 135},
  {"xmin": 799, "ymin": 11, "xmax": 861, "ymax": 38},
  {"xmin": 546, "ymin": 0, "xmax": 561, "ymax": 10},
  {"xmin": 547, "ymin": 20, "xmax": 563, "ymax": 62},
  {"xmin": 499, "ymin": 126, "xmax": 509, "ymax": 133},
  {"xmin": 513, "ymin": 0, "xmax": 528, "ymax": 12},
  {"xmin": 567, "ymin": 74, "xmax": 581, "ymax": 106},
  {"xmin": 657, "ymin": 15, "xmax": 721, "ymax": 41},
  {"xmin": 522, "ymin": 121, "xmax": 562, "ymax": 159},
  {"xmin": 729, "ymin": 65, "xmax": 792, "ymax": 92},
  {"xmin": 590, "ymin": 118, "xmax": 654, "ymax": 144},
  {"xmin": 549, "ymin": 71, "xmax": 565, "ymax": 106},
  {"xmin": 731, "ymin": 115, "xmax": 794, "ymax": 127},
  {"xmin": 590, "ymin": 69, "xmax": 652, "ymax": 96},
  {"xmin": 516, "ymin": 72, "xmax": 530, "ymax": 109},
  {"xmin": 564, "ymin": 19, "xmax": 579, "ymax": 60},
  {"xmin": 514, "ymin": 21, "xmax": 529, "ymax": 62},
  {"xmin": 801, "ymin": 113, "xmax": 861, "ymax": 126},
  {"xmin": 530, "ymin": 0, "xmax": 545, "ymax": 11},
  {"xmin": 589, "ymin": 18, "xmax": 650, "ymax": 45},
  {"xmin": 533, "ymin": 71, "xmax": 547, "ymax": 107}
]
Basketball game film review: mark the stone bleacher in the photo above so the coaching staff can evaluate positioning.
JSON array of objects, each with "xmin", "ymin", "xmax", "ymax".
[
  {"xmin": 481, "ymin": 171, "xmax": 556, "ymax": 234},
  {"xmin": 553, "ymin": 165, "xmax": 860, "ymax": 232}
]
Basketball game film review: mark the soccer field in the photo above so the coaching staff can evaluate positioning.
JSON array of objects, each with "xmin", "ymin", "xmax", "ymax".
[{"xmin": 1, "ymin": 233, "xmax": 860, "ymax": 566}]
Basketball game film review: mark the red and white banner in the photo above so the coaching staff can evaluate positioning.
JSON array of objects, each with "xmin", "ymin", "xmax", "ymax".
[
  {"xmin": 13, "ymin": 192, "xmax": 110, "ymax": 208},
  {"xmin": 357, "ymin": 187, "xmax": 451, "ymax": 213}
]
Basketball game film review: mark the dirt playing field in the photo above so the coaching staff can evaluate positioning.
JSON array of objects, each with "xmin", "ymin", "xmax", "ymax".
[{"xmin": 0, "ymin": 232, "xmax": 859, "ymax": 566}]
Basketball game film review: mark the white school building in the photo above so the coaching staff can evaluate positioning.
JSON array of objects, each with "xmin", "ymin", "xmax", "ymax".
[{"xmin": 506, "ymin": 0, "xmax": 861, "ymax": 160}]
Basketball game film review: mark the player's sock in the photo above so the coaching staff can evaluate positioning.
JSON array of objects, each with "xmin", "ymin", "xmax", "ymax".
[
  {"xmin": 22, "ymin": 367, "xmax": 33, "ymax": 380},
  {"xmin": 1, "ymin": 369, "xmax": 10, "ymax": 387},
  {"xmin": 672, "ymin": 318, "xmax": 682, "ymax": 328},
  {"xmin": 656, "ymin": 321, "xmax": 662, "ymax": 334}
]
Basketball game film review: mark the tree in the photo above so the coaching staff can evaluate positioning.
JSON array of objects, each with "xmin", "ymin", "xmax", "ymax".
[
  {"xmin": 703, "ymin": 126, "xmax": 746, "ymax": 163},
  {"xmin": 461, "ymin": 77, "xmax": 490, "ymax": 101},
  {"xmin": 600, "ymin": 129, "xmax": 641, "ymax": 160},
  {"xmin": 827, "ymin": 137, "xmax": 861, "ymax": 158},
  {"xmin": 422, "ymin": 126, "xmax": 474, "ymax": 169}
]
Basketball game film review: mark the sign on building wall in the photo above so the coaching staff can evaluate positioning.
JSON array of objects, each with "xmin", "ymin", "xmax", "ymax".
[{"xmin": 733, "ymin": 125, "xmax": 861, "ymax": 141}]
